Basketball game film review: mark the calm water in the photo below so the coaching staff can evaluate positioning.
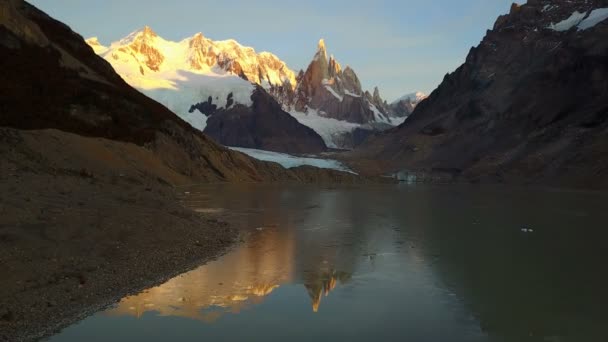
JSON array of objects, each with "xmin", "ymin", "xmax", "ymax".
[{"xmin": 50, "ymin": 184, "xmax": 608, "ymax": 342}]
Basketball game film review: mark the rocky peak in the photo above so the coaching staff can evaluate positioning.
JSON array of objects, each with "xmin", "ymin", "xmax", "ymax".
[
  {"xmin": 328, "ymin": 55, "xmax": 342, "ymax": 77},
  {"xmin": 316, "ymin": 38, "xmax": 327, "ymax": 60},
  {"xmin": 372, "ymin": 87, "xmax": 382, "ymax": 103},
  {"xmin": 188, "ymin": 32, "xmax": 214, "ymax": 70},
  {"xmin": 142, "ymin": 25, "xmax": 157, "ymax": 38},
  {"xmin": 190, "ymin": 32, "xmax": 205, "ymax": 45},
  {"xmin": 292, "ymin": 39, "xmax": 394, "ymax": 124},
  {"xmin": 342, "ymin": 67, "xmax": 362, "ymax": 95},
  {"xmin": 118, "ymin": 26, "xmax": 165, "ymax": 72}
]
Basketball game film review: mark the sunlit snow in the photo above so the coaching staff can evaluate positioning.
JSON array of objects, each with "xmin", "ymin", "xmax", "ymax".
[{"xmin": 141, "ymin": 72, "xmax": 254, "ymax": 131}]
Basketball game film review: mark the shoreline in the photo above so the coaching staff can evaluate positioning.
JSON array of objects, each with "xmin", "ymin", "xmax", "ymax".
[{"xmin": 0, "ymin": 169, "xmax": 239, "ymax": 342}]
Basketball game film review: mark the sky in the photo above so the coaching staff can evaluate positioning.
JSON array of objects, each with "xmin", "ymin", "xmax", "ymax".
[{"xmin": 29, "ymin": 0, "xmax": 522, "ymax": 102}]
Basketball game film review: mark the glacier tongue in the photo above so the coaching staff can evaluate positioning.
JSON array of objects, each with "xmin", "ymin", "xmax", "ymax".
[{"xmin": 229, "ymin": 147, "xmax": 354, "ymax": 173}]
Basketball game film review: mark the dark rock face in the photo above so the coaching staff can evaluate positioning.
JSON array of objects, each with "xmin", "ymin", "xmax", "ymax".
[
  {"xmin": 203, "ymin": 87, "xmax": 327, "ymax": 154},
  {"xmin": 354, "ymin": 0, "xmax": 608, "ymax": 188},
  {"xmin": 189, "ymin": 95, "xmax": 219, "ymax": 116}
]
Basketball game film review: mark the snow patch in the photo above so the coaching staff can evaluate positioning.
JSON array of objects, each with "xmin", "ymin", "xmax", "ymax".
[
  {"xmin": 368, "ymin": 102, "xmax": 391, "ymax": 124},
  {"xmin": 288, "ymin": 109, "xmax": 361, "ymax": 149},
  {"xmin": 548, "ymin": 11, "xmax": 587, "ymax": 31},
  {"xmin": 344, "ymin": 90, "xmax": 361, "ymax": 97},
  {"xmin": 324, "ymin": 85, "xmax": 344, "ymax": 101},
  {"xmin": 577, "ymin": 8, "xmax": 608, "ymax": 30},
  {"xmin": 229, "ymin": 147, "xmax": 353, "ymax": 173}
]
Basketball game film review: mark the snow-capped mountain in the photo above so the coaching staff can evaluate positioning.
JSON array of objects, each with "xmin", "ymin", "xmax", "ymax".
[
  {"xmin": 289, "ymin": 39, "xmax": 393, "ymax": 124},
  {"xmin": 96, "ymin": 26, "xmax": 295, "ymax": 91},
  {"xmin": 389, "ymin": 91, "xmax": 428, "ymax": 118},
  {"xmin": 280, "ymin": 39, "xmax": 407, "ymax": 148},
  {"xmin": 394, "ymin": 92, "xmax": 428, "ymax": 104},
  {"xmin": 86, "ymin": 27, "xmax": 326, "ymax": 153},
  {"xmin": 87, "ymin": 29, "xmax": 410, "ymax": 150}
]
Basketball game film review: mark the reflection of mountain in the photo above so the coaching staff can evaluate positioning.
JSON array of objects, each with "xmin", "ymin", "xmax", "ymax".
[
  {"xmin": 106, "ymin": 227, "xmax": 295, "ymax": 322},
  {"xmin": 106, "ymin": 185, "xmax": 369, "ymax": 320},
  {"xmin": 304, "ymin": 270, "xmax": 351, "ymax": 312}
]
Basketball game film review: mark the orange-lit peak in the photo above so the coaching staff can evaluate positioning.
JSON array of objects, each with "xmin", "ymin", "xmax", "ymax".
[
  {"xmin": 318, "ymin": 38, "xmax": 326, "ymax": 50},
  {"xmin": 317, "ymin": 38, "xmax": 327, "ymax": 59},
  {"xmin": 142, "ymin": 25, "xmax": 157, "ymax": 37}
]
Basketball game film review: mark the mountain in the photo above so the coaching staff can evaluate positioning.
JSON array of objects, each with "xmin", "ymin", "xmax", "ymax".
[
  {"xmin": 351, "ymin": 0, "xmax": 608, "ymax": 188},
  {"xmin": 87, "ymin": 27, "xmax": 325, "ymax": 153},
  {"xmin": 292, "ymin": 39, "xmax": 390, "ymax": 124},
  {"xmin": 283, "ymin": 39, "xmax": 405, "ymax": 149},
  {"xmin": 89, "ymin": 34, "xmax": 408, "ymax": 150},
  {"xmin": 203, "ymin": 86, "xmax": 327, "ymax": 153},
  {"xmin": 389, "ymin": 92, "xmax": 428, "ymax": 118}
]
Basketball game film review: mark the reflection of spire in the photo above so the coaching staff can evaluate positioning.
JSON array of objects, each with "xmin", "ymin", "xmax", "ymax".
[
  {"xmin": 304, "ymin": 270, "xmax": 350, "ymax": 313},
  {"xmin": 305, "ymin": 283, "xmax": 324, "ymax": 313}
]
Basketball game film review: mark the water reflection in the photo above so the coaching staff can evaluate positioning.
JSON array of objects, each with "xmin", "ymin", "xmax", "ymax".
[
  {"xmin": 107, "ymin": 226, "xmax": 296, "ymax": 321},
  {"xmin": 106, "ymin": 212, "xmax": 355, "ymax": 321},
  {"xmin": 50, "ymin": 184, "xmax": 608, "ymax": 342},
  {"xmin": 304, "ymin": 270, "xmax": 351, "ymax": 312}
]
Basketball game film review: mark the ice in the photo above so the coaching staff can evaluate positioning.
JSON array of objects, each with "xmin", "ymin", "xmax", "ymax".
[{"xmin": 229, "ymin": 147, "xmax": 354, "ymax": 173}]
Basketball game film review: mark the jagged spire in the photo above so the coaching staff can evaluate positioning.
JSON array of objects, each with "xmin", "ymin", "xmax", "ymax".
[
  {"xmin": 318, "ymin": 38, "xmax": 326, "ymax": 51},
  {"xmin": 328, "ymin": 54, "xmax": 342, "ymax": 76},
  {"xmin": 316, "ymin": 38, "xmax": 327, "ymax": 60}
]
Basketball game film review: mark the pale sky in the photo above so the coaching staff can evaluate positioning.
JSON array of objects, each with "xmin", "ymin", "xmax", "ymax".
[{"xmin": 29, "ymin": 0, "xmax": 522, "ymax": 101}]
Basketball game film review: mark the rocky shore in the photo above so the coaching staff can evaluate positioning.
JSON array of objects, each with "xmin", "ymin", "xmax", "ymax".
[{"xmin": 0, "ymin": 129, "xmax": 239, "ymax": 342}]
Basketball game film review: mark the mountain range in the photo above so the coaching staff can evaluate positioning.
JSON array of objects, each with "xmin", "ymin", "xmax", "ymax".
[{"xmin": 87, "ymin": 30, "xmax": 425, "ymax": 150}]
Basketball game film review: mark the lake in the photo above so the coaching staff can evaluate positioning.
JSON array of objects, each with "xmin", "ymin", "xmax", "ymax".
[{"xmin": 49, "ymin": 184, "xmax": 608, "ymax": 342}]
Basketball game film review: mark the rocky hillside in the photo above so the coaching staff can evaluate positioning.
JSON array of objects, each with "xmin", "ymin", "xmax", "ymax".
[{"xmin": 352, "ymin": 0, "xmax": 608, "ymax": 188}]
